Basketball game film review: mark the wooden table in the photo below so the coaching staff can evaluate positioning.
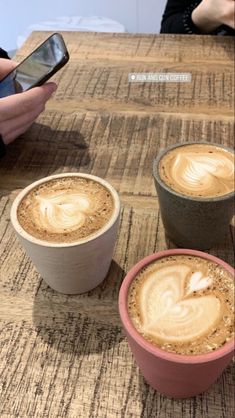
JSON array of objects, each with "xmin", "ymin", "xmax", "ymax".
[{"xmin": 0, "ymin": 32, "xmax": 234, "ymax": 418}]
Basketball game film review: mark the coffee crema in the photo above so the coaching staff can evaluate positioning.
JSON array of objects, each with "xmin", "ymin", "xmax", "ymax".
[
  {"xmin": 158, "ymin": 144, "xmax": 234, "ymax": 198},
  {"xmin": 17, "ymin": 177, "xmax": 114, "ymax": 243},
  {"xmin": 128, "ymin": 255, "xmax": 234, "ymax": 355}
]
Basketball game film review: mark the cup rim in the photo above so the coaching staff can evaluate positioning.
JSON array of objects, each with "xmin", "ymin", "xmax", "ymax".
[
  {"xmin": 153, "ymin": 142, "xmax": 235, "ymax": 202},
  {"xmin": 10, "ymin": 172, "xmax": 120, "ymax": 248},
  {"xmin": 118, "ymin": 248, "xmax": 235, "ymax": 364}
]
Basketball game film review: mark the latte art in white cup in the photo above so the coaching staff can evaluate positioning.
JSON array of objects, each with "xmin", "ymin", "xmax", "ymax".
[
  {"xmin": 11, "ymin": 173, "xmax": 120, "ymax": 294},
  {"xmin": 17, "ymin": 176, "xmax": 114, "ymax": 243},
  {"xmin": 158, "ymin": 144, "xmax": 234, "ymax": 198},
  {"xmin": 36, "ymin": 192, "xmax": 92, "ymax": 234},
  {"xmin": 128, "ymin": 255, "xmax": 234, "ymax": 355}
]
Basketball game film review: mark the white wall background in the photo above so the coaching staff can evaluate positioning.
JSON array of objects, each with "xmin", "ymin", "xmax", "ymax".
[{"xmin": 1, "ymin": 0, "xmax": 166, "ymax": 52}]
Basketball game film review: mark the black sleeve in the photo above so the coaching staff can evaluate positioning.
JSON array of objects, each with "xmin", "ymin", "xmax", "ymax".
[
  {"xmin": 160, "ymin": 0, "xmax": 202, "ymax": 34},
  {"xmin": 0, "ymin": 48, "xmax": 10, "ymax": 59},
  {"xmin": 0, "ymin": 47, "xmax": 10, "ymax": 158}
]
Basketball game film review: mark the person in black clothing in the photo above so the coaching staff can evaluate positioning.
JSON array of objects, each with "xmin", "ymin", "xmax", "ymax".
[
  {"xmin": 0, "ymin": 47, "xmax": 10, "ymax": 59},
  {"xmin": 0, "ymin": 47, "xmax": 57, "ymax": 157},
  {"xmin": 161, "ymin": 0, "xmax": 235, "ymax": 35}
]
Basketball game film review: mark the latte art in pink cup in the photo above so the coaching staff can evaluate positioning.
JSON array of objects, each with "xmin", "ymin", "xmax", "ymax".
[{"xmin": 119, "ymin": 249, "xmax": 235, "ymax": 398}]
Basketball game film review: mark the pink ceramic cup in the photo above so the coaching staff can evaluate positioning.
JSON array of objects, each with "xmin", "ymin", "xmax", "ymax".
[{"xmin": 118, "ymin": 249, "xmax": 234, "ymax": 398}]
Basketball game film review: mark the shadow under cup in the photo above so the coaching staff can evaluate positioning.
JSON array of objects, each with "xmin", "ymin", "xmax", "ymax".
[
  {"xmin": 10, "ymin": 173, "xmax": 120, "ymax": 294},
  {"xmin": 153, "ymin": 142, "xmax": 235, "ymax": 250},
  {"xmin": 118, "ymin": 249, "xmax": 235, "ymax": 399}
]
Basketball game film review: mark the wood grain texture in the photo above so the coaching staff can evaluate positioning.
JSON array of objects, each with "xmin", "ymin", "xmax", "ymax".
[{"xmin": 0, "ymin": 32, "xmax": 234, "ymax": 418}]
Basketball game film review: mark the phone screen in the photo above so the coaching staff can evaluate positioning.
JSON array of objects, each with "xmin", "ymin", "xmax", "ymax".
[{"xmin": 0, "ymin": 33, "xmax": 68, "ymax": 98}]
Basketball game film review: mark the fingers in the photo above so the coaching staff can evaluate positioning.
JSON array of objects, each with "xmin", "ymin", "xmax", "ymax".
[
  {"xmin": 2, "ymin": 104, "xmax": 45, "ymax": 145},
  {"xmin": 0, "ymin": 58, "xmax": 17, "ymax": 79},
  {"xmin": 0, "ymin": 82, "xmax": 57, "ymax": 122},
  {"xmin": 0, "ymin": 82, "xmax": 57, "ymax": 145}
]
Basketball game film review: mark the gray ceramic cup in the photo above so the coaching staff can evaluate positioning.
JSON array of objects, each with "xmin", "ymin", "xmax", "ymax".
[{"xmin": 153, "ymin": 142, "xmax": 234, "ymax": 250}]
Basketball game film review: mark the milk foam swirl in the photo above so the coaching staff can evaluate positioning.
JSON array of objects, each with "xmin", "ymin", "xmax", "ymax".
[
  {"xmin": 159, "ymin": 145, "xmax": 234, "ymax": 197},
  {"xmin": 17, "ymin": 177, "xmax": 115, "ymax": 243},
  {"xmin": 137, "ymin": 264, "xmax": 221, "ymax": 343},
  {"xmin": 36, "ymin": 191, "xmax": 93, "ymax": 233},
  {"xmin": 172, "ymin": 153, "xmax": 233, "ymax": 196}
]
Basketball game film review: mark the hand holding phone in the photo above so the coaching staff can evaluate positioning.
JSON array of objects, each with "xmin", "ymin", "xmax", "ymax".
[
  {"xmin": 0, "ymin": 33, "xmax": 68, "ymax": 149},
  {"xmin": 0, "ymin": 33, "xmax": 69, "ymax": 98},
  {"xmin": 0, "ymin": 77, "xmax": 57, "ymax": 146}
]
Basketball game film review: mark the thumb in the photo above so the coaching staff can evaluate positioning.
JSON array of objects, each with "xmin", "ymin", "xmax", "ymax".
[
  {"xmin": 32, "ymin": 82, "xmax": 58, "ymax": 98},
  {"xmin": 0, "ymin": 82, "xmax": 58, "ymax": 120},
  {"xmin": 20, "ymin": 82, "xmax": 58, "ymax": 105}
]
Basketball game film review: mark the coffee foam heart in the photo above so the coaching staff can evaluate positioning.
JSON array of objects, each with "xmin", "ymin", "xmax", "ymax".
[
  {"xmin": 17, "ymin": 177, "xmax": 114, "ymax": 243},
  {"xmin": 158, "ymin": 144, "xmax": 234, "ymax": 198},
  {"xmin": 36, "ymin": 192, "xmax": 93, "ymax": 234},
  {"xmin": 128, "ymin": 255, "xmax": 234, "ymax": 355},
  {"xmin": 139, "ymin": 265, "xmax": 221, "ymax": 343}
]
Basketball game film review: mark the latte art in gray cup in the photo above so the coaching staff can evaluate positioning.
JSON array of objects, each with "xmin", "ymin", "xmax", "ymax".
[
  {"xmin": 158, "ymin": 143, "xmax": 234, "ymax": 198},
  {"xmin": 128, "ymin": 255, "xmax": 234, "ymax": 355},
  {"xmin": 17, "ymin": 176, "xmax": 114, "ymax": 243},
  {"xmin": 153, "ymin": 142, "xmax": 235, "ymax": 249}
]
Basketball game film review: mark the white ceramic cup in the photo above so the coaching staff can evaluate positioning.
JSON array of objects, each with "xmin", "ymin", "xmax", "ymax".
[{"xmin": 10, "ymin": 173, "xmax": 120, "ymax": 294}]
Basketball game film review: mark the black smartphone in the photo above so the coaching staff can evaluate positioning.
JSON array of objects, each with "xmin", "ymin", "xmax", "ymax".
[{"xmin": 0, "ymin": 33, "xmax": 69, "ymax": 98}]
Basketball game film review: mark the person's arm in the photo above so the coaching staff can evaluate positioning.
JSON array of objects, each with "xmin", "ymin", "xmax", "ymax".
[
  {"xmin": 160, "ymin": 0, "xmax": 201, "ymax": 34},
  {"xmin": 0, "ymin": 58, "xmax": 57, "ymax": 156},
  {"xmin": 0, "ymin": 47, "xmax": 10, "ymax": 59},
  {"xmin": 160, "ymin": 0, "xmax": 235, "ymax": 34},
  {"xmin": 192, "ymin": 0, "xmax": 235, "ymax": 33}
]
